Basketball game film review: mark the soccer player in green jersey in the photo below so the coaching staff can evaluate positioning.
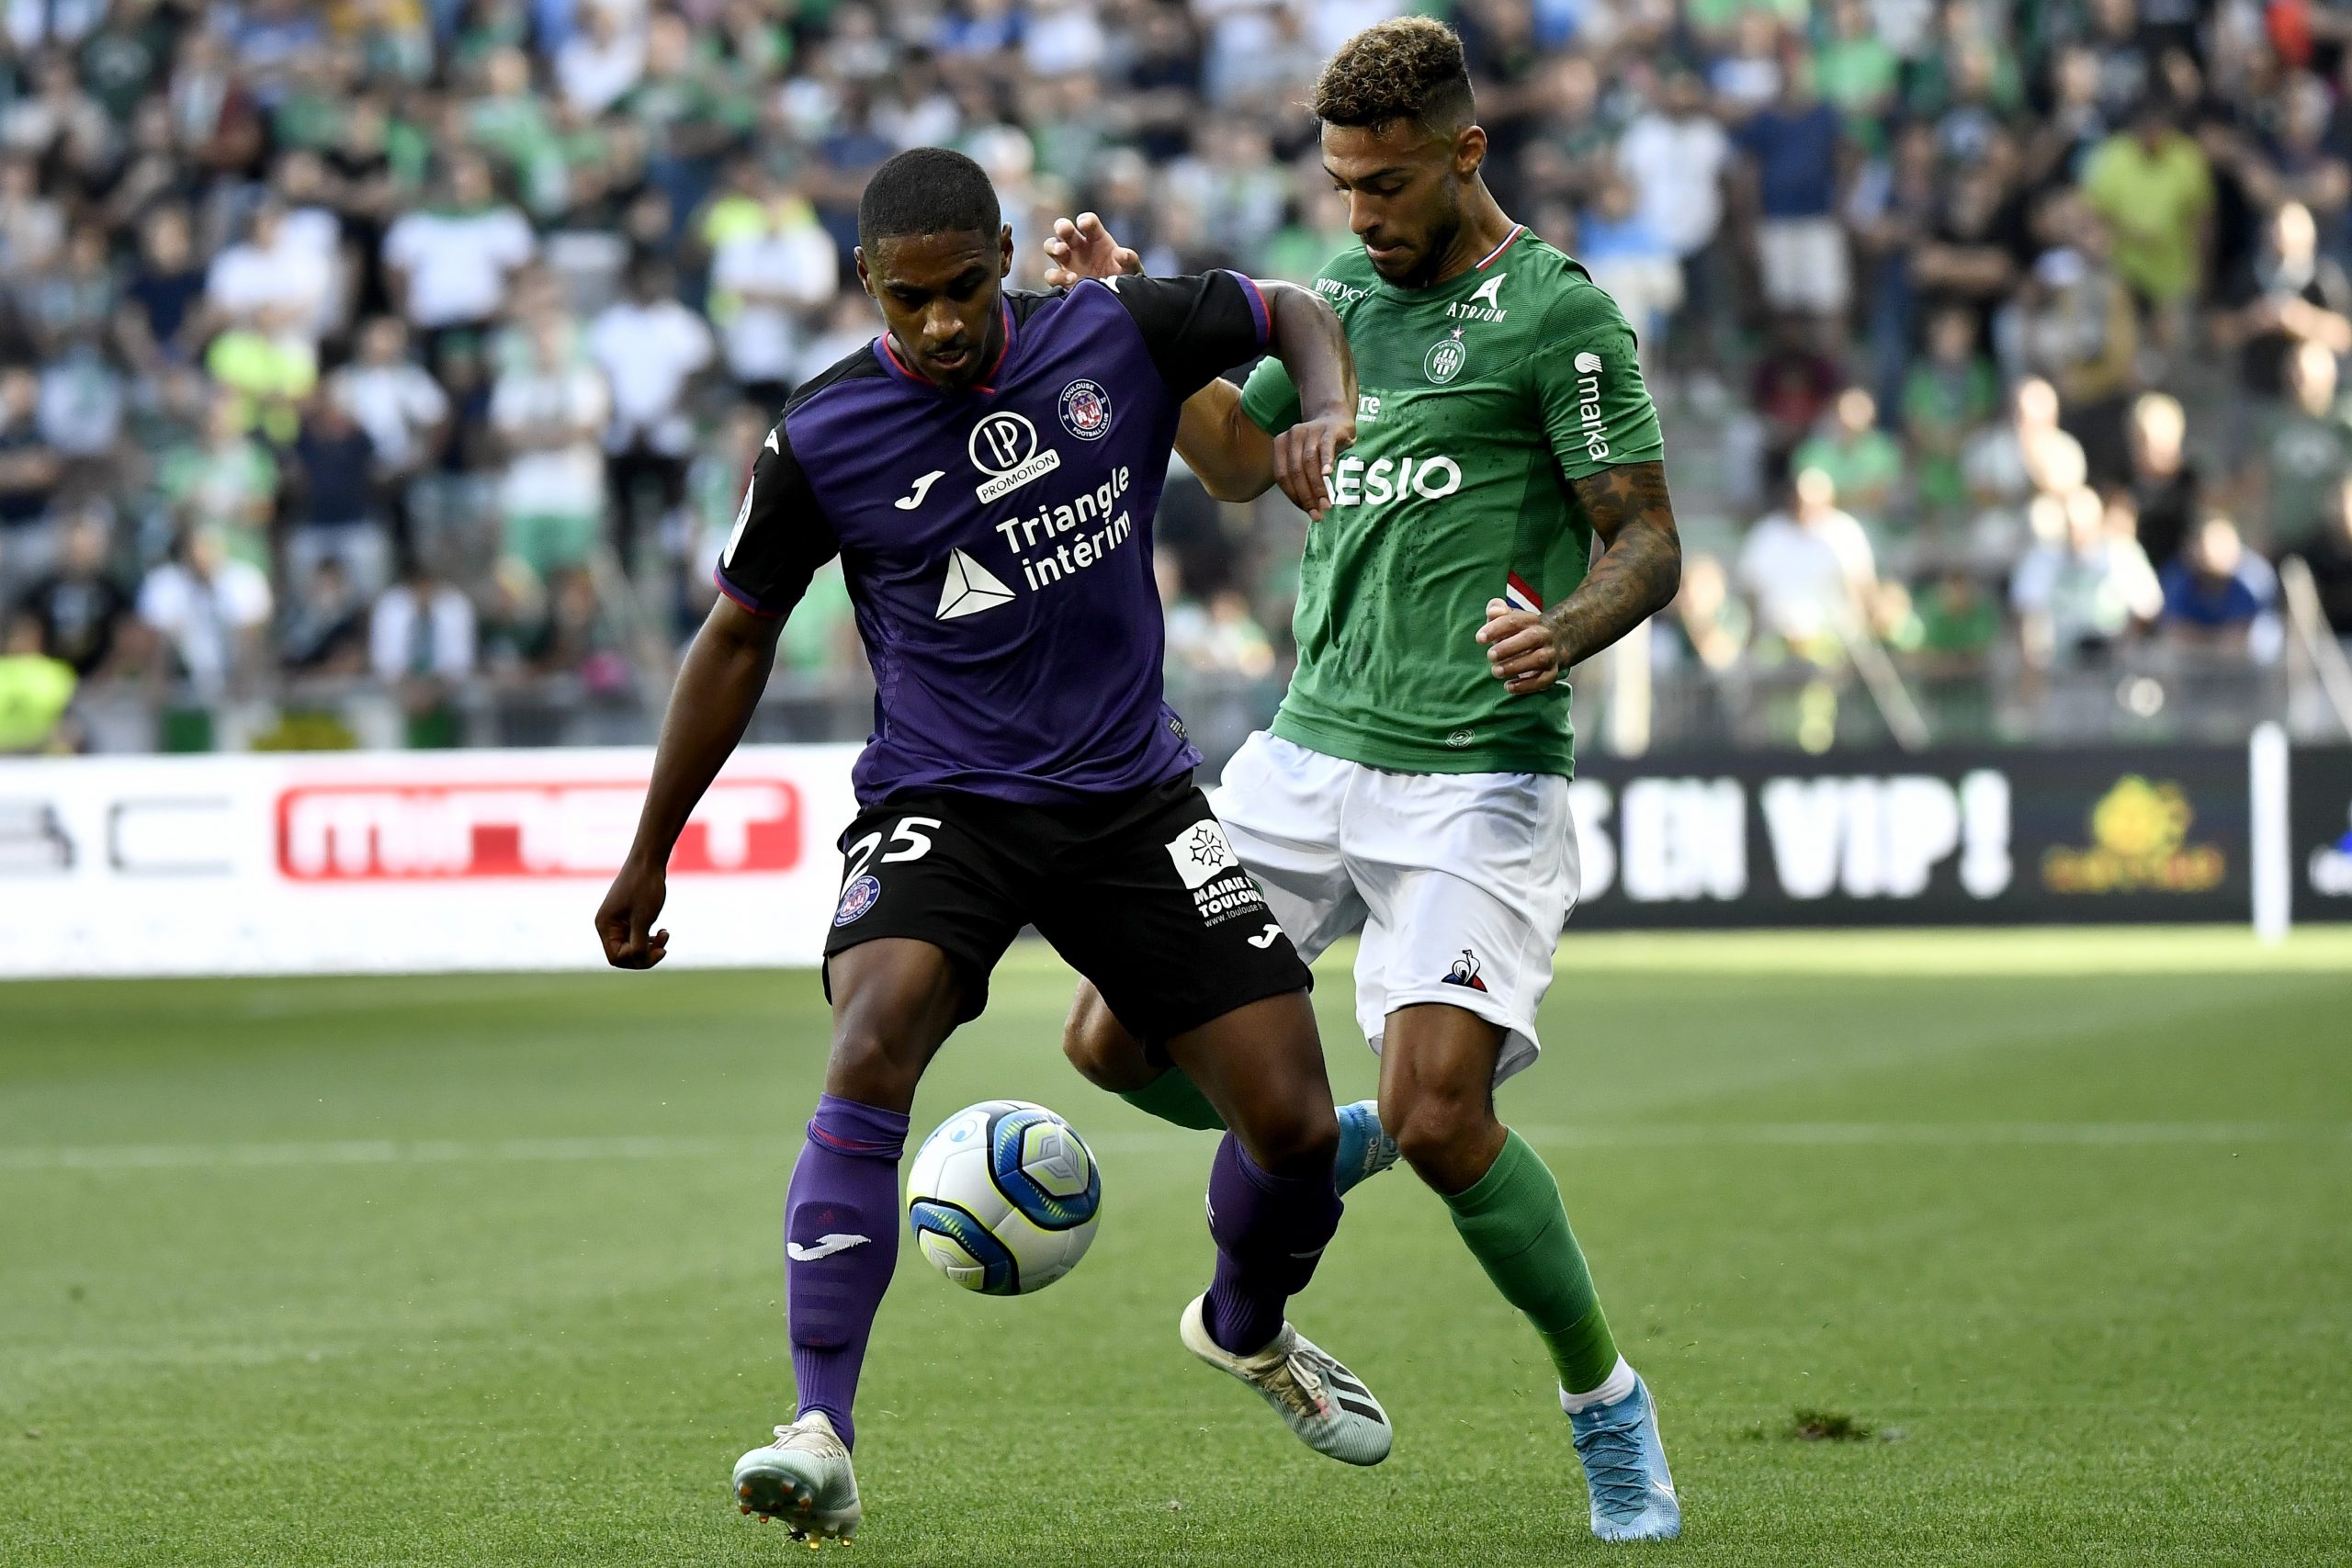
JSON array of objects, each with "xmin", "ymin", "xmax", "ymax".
[{"xmin": 1042, "ymin": 17, "xmax": 1685, "ymax": 1544}]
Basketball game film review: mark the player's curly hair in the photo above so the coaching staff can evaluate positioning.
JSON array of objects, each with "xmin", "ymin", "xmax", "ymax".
[{"xmin": 1310, "ymin": 17, "xmax": 1476, "ymax": 133}]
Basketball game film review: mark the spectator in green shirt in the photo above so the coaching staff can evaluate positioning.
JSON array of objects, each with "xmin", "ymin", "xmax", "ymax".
[
  {"xmin": 2251, "ymin": 338, "xmax": 2352, "ymax": 554},
  {"xmin": 1906, "ymin": 566, "xmax": 2005, "ymax": 671},
  {"xmin": 156, "ymin": 390, "xmax": 279, "ymax": 573},
  {"xmin": 0, "ymin": 611, "xmax": 77, "ymax": 754},
  {"xmin": 1903, "ymin": 307, "xmax": 1999, "ymax": 519},
  {"xmin": 2083, "ymin": 96, "xmax": 2213, "ymax": 344},
  {"xmin": 1814, "ymin": 0, "xmax": 1898, "ymax": 140},
  {"xmin": 1792, "ymin": 387, "xmax": 1905, "ymax": 532}
]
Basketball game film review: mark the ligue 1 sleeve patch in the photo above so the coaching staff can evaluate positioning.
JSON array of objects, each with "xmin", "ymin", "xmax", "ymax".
[
  {"xmin": 1058, "ymin": 378, "xmax": 1113, "ymax": 440},
  {"xmin": 834, "ymin": 873, "xmax": 882, "ymax": 926}
]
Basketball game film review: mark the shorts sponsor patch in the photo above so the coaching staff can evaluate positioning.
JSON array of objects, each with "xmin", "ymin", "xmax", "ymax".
[
  {"xmin": 1166, "ymin": 819, "xmax": 1267, "ymax": 927},
  {"xmin": 1166, "ymin": 820, "xmax": 1241, "ymax": 890},
  {"xmin": 834, "ymin": 873, "xmax": 882, "ymax": 926}
]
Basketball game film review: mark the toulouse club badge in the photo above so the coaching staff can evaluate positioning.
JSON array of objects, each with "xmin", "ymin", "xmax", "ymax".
[{"xmin": 1058, "ymin": 378, "xmax": 1113, "ymax": 440}]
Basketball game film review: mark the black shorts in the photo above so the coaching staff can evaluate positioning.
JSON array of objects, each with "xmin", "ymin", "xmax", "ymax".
[{"xmin": 820, "ymin": 774, "xmax": 1311, "ymax": 1044}]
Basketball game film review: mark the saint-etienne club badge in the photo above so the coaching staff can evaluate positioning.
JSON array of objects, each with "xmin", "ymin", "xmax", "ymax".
[{"xmin": 1423, "ymin": 328, "xmax": 1468, "ymax": 385}]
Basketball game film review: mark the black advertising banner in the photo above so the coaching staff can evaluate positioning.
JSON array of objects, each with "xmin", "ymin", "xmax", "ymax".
[
  {"xmin": 2291, "ymin": 746, "xmax": 2352, "ymax": 923},
  {"xmin": 1565, "ymin": 746, "xmax": 2255, "ymax": 929}
]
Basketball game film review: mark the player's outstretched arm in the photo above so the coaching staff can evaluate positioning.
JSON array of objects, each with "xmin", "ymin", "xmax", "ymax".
[
  {"xmin": 1171, "ymin": 378, "xmax": 1281, "ymax": 504},
  {"xmin": 1478, "ymin": 461, "xmax": 1682, "ymax": 694},
  {"xmin": 1259, "ymin": 279, "xmax": 1356, "ymax": 520},
  {"xmin": 595, "ymin": 596, "xmax": 787, "ymax": 968},
  {"xmin": 1044, "ymin": 212, "xmax": 1352, "ymax": 518}
]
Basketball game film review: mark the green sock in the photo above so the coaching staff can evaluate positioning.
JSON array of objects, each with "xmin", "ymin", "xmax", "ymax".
[
  {"xmin": 1117, "ymin": 1067, "xmax": 1227, "ymax": 1132},
  {"xmin": 1442, "ymin": 1129, "xmax": 1620, "ymax": 1395}
]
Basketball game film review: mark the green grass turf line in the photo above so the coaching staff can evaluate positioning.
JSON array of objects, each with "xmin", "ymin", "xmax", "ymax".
[{"xmin": 1, "ymin": 931, "xmax": 2347, "ymax": 1565}]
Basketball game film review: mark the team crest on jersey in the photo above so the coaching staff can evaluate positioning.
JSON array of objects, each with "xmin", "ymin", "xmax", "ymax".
[
  {"xmin": 1057, "ymin": 378, "xmax": 1113, "ymax": 440},
  {"xmin": 834, "ymin": 873, "xmax": 881, "ymax": 926},
  {"xmin": 1424, "ymin": 329, "xmax": 1469, "ymax": 385}
]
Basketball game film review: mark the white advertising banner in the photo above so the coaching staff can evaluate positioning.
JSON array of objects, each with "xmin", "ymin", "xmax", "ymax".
[{"xmin": 0, "ymin": 745, "xmax": 863, "ymax": 977}]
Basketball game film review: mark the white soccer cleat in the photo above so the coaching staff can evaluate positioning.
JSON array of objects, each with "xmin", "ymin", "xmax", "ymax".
[
  {"xmin": 1179, "ymin": 1294, "xmax": 1393, "ymax": 1466},
  {"xmin": 731, "ymin": 1411, "xmax": 862, "ymax": 1543}
]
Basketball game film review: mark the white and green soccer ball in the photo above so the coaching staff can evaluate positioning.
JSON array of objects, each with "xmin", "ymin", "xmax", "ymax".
[{"xmin": 905, "ymin": 1100, "xmax": 1101, "ymax": 1296}]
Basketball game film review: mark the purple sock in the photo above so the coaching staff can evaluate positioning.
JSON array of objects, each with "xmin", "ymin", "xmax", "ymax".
[
  {"xmin": 786, "ymin": 1093, "xmax": 909, "ymax": 1450},
  {"xmin": 1203, "ymin": 1133, "xmax": 1340, "ymax": 1356}
]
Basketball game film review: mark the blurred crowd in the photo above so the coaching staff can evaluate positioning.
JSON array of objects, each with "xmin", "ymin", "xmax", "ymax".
[{"xmin": 5, "ymin": 0, "xmax": 2352, "ymax": 755}]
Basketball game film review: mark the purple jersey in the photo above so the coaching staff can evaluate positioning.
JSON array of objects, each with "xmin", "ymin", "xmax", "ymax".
[{"xmin": 716, "ymin": 273, "xmax": 1272, "ymax": 807}]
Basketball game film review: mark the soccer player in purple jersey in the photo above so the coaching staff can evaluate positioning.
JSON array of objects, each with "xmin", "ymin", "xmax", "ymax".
[{"xmin": 594, "ymin": 148, "xmax": 1385, "ymax": 1543}]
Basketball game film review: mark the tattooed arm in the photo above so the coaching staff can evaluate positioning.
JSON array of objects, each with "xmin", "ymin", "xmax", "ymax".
[{"xmin": 1476, "ymin": 460, "xmax": 1682, "ymax": 695}]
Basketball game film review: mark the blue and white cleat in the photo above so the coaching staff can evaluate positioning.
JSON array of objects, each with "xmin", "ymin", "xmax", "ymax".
[
  {"xmin": 732, "ymin": 1411, "xmax": 861, "ymax": 1544},
  {"xmin": 1333, "ymin": 1099, "xmax": 1399, "ymax": 1196},
  {"xmin": 1566, "ymin": 1371, "xmax": 1681, "ymax": 1541}
]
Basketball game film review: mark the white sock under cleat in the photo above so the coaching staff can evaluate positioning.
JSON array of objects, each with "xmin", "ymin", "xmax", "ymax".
[
  {"xmin": 732, "ymin": 1410, "xmax": 862, "ymax": 1543},
  {"xmin": 1179, "ymin": 1293, "xmax": 1393, "ymax": 1466}
]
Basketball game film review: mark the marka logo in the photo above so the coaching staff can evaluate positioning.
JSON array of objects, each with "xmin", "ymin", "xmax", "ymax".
[
  {"xmin": 786, "ymin": 1234, "xmax": 872, "ymax": 1262},
  {"xmin": 1573, "ymin": 353, "xmax": 1610, "ymax": 460}
]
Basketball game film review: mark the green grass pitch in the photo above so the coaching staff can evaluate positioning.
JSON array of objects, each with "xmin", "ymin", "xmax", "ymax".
[{"xmin": 4, "ymin": 929, "xmax": 2349, "ymax": 1566}]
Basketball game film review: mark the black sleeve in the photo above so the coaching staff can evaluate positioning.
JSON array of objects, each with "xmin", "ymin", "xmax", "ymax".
[
  {"xmin": 712, "ymin": 419, "xmax": 840, "ymax": 617},
  {"xmin": 1100, "ymin": 270, "xmax": 1273, "ymax": 400}
]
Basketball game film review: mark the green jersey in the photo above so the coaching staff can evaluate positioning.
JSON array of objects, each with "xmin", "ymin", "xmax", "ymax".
[{"xmin": 1240, "ymin": 228, "xmax": 1664, "ymax": 776}]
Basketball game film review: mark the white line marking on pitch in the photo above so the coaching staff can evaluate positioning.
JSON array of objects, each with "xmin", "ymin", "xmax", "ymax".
[{"xmin": 1, "ymin": 1122, "xmax": 2344, "ymax": 1173}]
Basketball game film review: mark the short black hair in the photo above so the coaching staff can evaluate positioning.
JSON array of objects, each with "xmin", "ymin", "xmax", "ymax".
[
  {"xmin": 857, "ymin": 147, "xmax": 1001, "ymax": 255},
  {"xmin": 1313, "ymin": 17, "xmax": 1476, "ymax": 134}
]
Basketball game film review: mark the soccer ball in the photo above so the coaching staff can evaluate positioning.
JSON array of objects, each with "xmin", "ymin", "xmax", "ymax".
[{"xmin": 905, "ymin": 1100, "xmax": 1101, "ymax": 1296}]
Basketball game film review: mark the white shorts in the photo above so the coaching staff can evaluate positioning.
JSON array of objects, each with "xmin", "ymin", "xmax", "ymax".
[
  {"xmin": 1208, "ymin": 731, "xmax": 1579, "ymax": 1086},
  {"xmin": 1757, "ymin": 217, "xmax": 1851, "ymax": 317}
]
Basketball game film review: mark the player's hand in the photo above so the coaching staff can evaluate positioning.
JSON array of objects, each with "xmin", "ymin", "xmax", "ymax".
[
  {"xmin": 1042, "ymin": 212, "xmax": 1141, "ymax": 288},
  {"xmin": 595, "ymin": 859, "xmax": 671, "ymax": 969},
  {"xmin": 1476, "ymin": 598, "xmax": 1566, "ymax": 694},
  {"xmin": 1273, "ymin": 412, "xmax": 1354, "ymax": 522}
]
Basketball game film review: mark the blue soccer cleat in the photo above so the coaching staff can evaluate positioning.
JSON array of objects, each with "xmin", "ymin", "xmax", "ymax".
[
  {"xmin": 1566, "ymin": 1371, "xmax": 1681, "ymax": 1542},
  {"xmin": 1333, "ymin": 1099, "xmax": 1399, "ymax": 1196}
]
